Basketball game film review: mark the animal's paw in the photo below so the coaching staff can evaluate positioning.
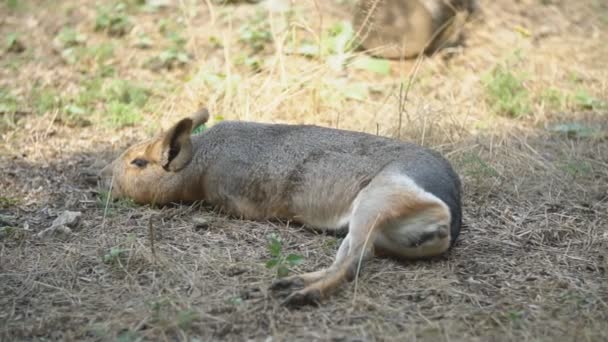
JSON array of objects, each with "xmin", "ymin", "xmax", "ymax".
[
  {"xmin": 282, "ymin": 287, "xmax": 322, "ymax": 307},
  {"xmin": 269, "ymin": 276, "xmax": 305, "ymax": 293}
]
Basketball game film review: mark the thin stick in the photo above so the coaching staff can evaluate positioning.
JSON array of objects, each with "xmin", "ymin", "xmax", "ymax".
[
  {"xmin": 352, "ymin": 215, "xmax": 380, "ymax": 306},
  {"xmin": 148, "ymin": 216, "xmax": 156, "ymax": 258}
]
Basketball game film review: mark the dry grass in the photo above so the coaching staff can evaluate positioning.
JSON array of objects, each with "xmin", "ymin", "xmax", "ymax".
[{"xmin": 1, "ymin": 0, "xmax": 608, "ymax": 340}]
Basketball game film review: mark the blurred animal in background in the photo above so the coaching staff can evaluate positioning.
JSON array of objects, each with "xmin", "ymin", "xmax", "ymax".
[{"xmin": 353, "ymin": 0, "xmax": 477, "ymax": 59}]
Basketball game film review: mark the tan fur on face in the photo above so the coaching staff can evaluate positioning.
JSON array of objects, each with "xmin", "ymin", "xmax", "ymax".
[{"xmin": 100, "ymin": 109, "xmax": 210, "ymax": 205}]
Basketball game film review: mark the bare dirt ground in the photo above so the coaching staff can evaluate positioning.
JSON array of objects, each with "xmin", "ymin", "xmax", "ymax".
[{"xmin": 1, "ymin": 0, "xmax": 607, "ymax": 341}]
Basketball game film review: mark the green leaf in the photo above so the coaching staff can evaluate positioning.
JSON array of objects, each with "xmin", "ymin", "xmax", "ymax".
[
  {"xmin": 326, "ymin": 21, "xmax": 354, "ymax": 55},
  {"xmin": 277, "ymin": 265, "xmax": 290, "ymax": 278},
  {"xmin": 267, "ymin": 236, "xmax": 282, "ymax": 257},
  {"xmin": 102, "ymin": 247, "xmax": 128, "ymax": 263},
  {"xmin": 64, "ymin": 104, "xmax": 86, "ymax": 116},
  {"xmin": 6, "ymin": 32, "xmax": 18, "ymax": 49},
  {"xmin": 265, "ymin": 258, "xmax": 279, "ymax": 269},
  {"xmin": 351, "ymin": 57, "xmax": 391, "ymax": 75},
  {"xmin": 285, "ymin": 254, "xmax": 304, "ymax": 265},
  {"xmin": 341, "ymin": 83, "xmax": 369, "ymax": 101},
  {"xmin": 573, "ymin": 89, "xmax": 607, "ymax": 110},
  {"xmin": 177, "ymin": 309, "xmax": 198, "ymax": 329},
  {"xmin": 192, "ymin": 124, "xmax": 207, "ymax": 135}
]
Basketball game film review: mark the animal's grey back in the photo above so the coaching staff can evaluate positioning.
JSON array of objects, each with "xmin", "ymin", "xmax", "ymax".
[{"xmin": 193, "ymin": 121, "xmax": 461, "ymax": 238}]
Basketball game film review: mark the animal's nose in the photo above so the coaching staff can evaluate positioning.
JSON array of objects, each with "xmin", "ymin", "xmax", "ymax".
[
  {"xmin": 98, "ymin": 163, "xmax": 113, "ymax": 180},
  {"xmin": 97, "ymin": 163, "xmax": 116, "ymax": 190}
]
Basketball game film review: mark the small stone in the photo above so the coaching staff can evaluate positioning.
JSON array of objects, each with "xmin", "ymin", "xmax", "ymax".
[
  {"xmin": 37, "ymin": 225, "xmax": 72, "ymax": 238},
  {"xmin": 192, "ymin": 216, "xmax": 211, "ymax": 231},
  {"xmin": 52, "ymin": 211, "xmax": 82, "ymax": 229}
]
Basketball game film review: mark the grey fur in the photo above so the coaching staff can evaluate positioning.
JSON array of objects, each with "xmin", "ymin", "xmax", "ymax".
[{"xmin": 180, "ymin": 121, "xmax": 462, "ymax": 243}]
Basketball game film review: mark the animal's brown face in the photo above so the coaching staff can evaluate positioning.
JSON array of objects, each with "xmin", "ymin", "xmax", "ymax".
[{"xmin": 99, "ymin": 109, "xmax": 209, "ymax": 205}]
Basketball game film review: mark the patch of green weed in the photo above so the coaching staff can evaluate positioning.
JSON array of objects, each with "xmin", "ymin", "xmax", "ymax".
[
  {"xmin": 458, "ymin": 152, "xmax": 499, "ymax": 180},
  {"xmin": 102, "ymin": 246, "xmax": 130, "ymax": 264},
  {"xmin": 104, "ymin": 79, "xmax": 150, "ymax": 107},
  {"xmin": 483, "ymin": 65, "xmax": 531, "ymax": 117},
  {"xmin": 97, "ymin": 190, "xmax": 137, "ymax": 210},
  {"xmin": 573, "ymin": 89, "xmax": 607, "ymax": 110},
  {"xmin": 5, "ymin": 32, "xmax": 25, "ymax": 53},
  {"xmin": 146, "ymin": 31, "xmax": 190, "ymax": 69},
  {"xmin": 239, "ymin": 12, "xmax": 272, "ymax": 53},
  {"xmin": 103, "ymin": 79, "xmax": 149, "ymax": 127},
  {"xmin": 560, "ymin": 159, "xmax": 592, "ymax": 178},
  {"xmin": 106, "ymin": 102, "xmax": 143, "ymax": 127},
  {"xmin": 0, "ymin": 88, "xmax": 18, "ymax": 113},
  {"xmin": 55, "ymin": 27, "xmax": 87, "ymax": 47},
  {"xmin": 95, "ymin": 3, "xmax": 133, "ymax": 37},
  {"xmin": 0, "ymin": 226, "xmax": 28, "ymax": 242},
  {"xmin": 5, "ymin": 0, "xmax": 19, "ymax": 10},
  {"xmin": 265, "ymin": 234, "xmax": 304, "ymax": 278},
  {"xmin": 0, "ymin": 196, "xmax": 19, "ymax": 208},
  {"xmin": 540, "ymin": 87, "xmax": 567, "ymax": 111},
  {"xmin": 146, "ymin": 298, "xmax": 200, "ymax": 333},
  {"xmin": 116, "ymin": 329, "xmax": 141, "ymax": 342},
  {"xmin": 31, "ymin": 86, "xmax": 61, "ymax": 114}
]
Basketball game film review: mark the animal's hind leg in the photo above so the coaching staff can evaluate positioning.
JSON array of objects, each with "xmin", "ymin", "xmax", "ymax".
[
  {"xmin": 279, "ymin": 219, "xmax": 379, "ymax": 306},
  {"xmin": 270, "ymin": 234, "xmax": 353, "ymax": 292},
  {"xmin": 278, "ymin": 172, "xmax": 452, "ymax": 306}
]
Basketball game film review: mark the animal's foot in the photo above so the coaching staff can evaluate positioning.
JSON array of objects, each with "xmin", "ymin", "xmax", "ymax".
[
  {"xmin": 282, "ymin": 287, "xmax": 322, "ymax": 307},
  {"xmin": 269, "ymin": 276, "xmax": 305, "ymax": 292}
]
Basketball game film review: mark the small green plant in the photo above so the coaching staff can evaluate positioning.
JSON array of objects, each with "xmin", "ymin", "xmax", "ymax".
[
  {"xmin": 146, "ymin": 298, "xmax": 200, "ymax": 333},
  {"xmin": 106, "ymin": 102, "xmax": 143, "ymax": 127},
  {"xmin": 176, "ymin": 309, "xmax": 198, "ymax": 330},
  {"xmin": 31, "ymin": 86, "xmax": 61, "ymax": 114},
  {"xmin": 95, "ymin": 3, "xmax": 132, "ymax": 37},
  {"xmin": 5, "ymin": 0, "xmax": 19, "ymax": 10},
  {"xmin": 88, "ymin": 43, "xmax": 115, "ymax": 64},
  {"xmin": 192, "ymin": 124, "xmax": 207, "ymax": 134},
  {"xmin": 239, "ymin": 12, "xmax": 272, "ymax": 52},
  {"xmin": 147, "ymin": 31, "xmax": 190, "ymax": 69},
  {"xmin": 104, "ymin": 79, "xmax": 150, "ymax": 107},
  {"xmin": 55, "ymin": 27, "xmax": 87, "ymax": 48},
  {"xmin": 573, "ymin": 89, "xmax": 607, "ymax": 110},
  {"xmin": 0, "ymin": 226, "xmax": 27, "ymax": 241},
  {"xmin": 483, "ymin": 65, "xmax": 531, "ymax": 117},
  {"xmin": 265, "ymin": 234, "xmax": 304, "ymax": 278},
  {"xmin": 0, "ymin": 88, "xmax": 18, "ymax": 113},
  {"xmin": 0, "ymin": 88, "xmax": 20, "ymax": 130},
  {"xmin": 103, "ymin": 79, "xmax": 149, "ymax": 127},
  {"xmin": 560, "ymin": 159, "xmax": 592, "ymax": 178},
  {"xmin": 116, "ymin": 329, "xmax": 141, "ymax": 342},
  {"xmin": 102, "ymin": 246, "xmax": 129, "ymax": 264},
  {"xmin": 97, "ymin": 190, "xmax": 137, "ymax": 210},
  {"xmin": 0, "ymin": 196, "xmax": 19, "ymax": 208},
  {"xmin": 134, "ymin": 32, "xmax": 153, "ymax": 49},
  {"xmin": 5, "ymin": 32, "xmax": 24, "ymax": 53},
  {"xmin": 540, "ymin": 87, "xmax": 567, "ymax": 111},
  {"xmin": 458, "ymin": 152, "xmax": 499, "ymax": 181},
  {"xmin": 68, "ymin": 78, "xmax": 103, "ymax": 113}
]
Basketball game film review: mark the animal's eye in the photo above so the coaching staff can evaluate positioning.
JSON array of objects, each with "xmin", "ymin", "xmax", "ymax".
[{"xmin": 131, "ymin": 158, "xmax": 149, "ymax": 168}]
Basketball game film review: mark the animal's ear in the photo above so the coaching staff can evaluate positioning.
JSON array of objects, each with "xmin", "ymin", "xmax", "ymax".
[{"xmin": 156, "ymin": 118, "xmax": 194, "ymax": 171}]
